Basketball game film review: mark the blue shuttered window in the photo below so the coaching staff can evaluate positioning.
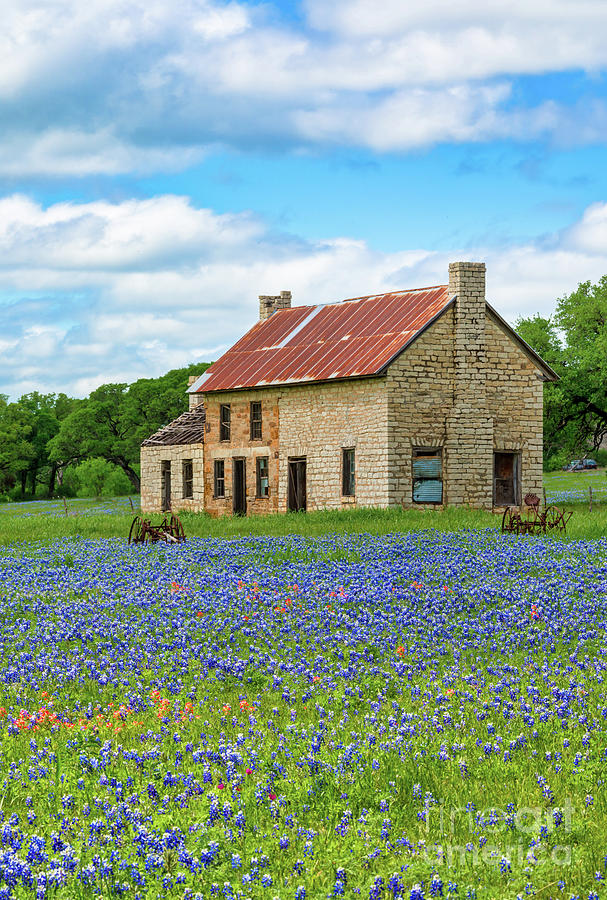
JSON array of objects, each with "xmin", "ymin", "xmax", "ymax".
[{"xmin": 412, "ymin": 450, "xmax": 443, "ymax": 504}]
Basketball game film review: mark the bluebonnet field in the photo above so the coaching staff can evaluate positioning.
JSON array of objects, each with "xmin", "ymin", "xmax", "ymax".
[
  {"xmin": 0, "ymin": 530, "xmax": 605, "ymax": 900},
  {"xmin": 0, "ymin": 497, "xmax": 139, "ymax": 519}
]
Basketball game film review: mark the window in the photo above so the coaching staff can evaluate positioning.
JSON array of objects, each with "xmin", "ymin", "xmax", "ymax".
[
  {"xmin": 412, "ymin": 448, "xmax": 443, "ymax": 504},
  {"xmin": 182, "ymin": 459, "xmax": 193, "ymax": 499},
  {"xmin": 250, "ymin": 401, "xmax": 262, "ymax": 440},
  {"xmin": 342, "ymin": 448, "xmax": 355, "ymax": 496},
  {"xmin": 214, "ymin": 460, "xmax": 225, "ymax": 498},
  {"xmin": 256, "ymin": 457, "xmax": 269, "ymax": 497},
  {"xmin": 219, "ymin": 404, "xmax": 231, "ymax": 442}
]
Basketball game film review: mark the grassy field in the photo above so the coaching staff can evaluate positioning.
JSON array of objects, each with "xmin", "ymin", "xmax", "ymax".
[
  {"xmin": 0, "ymin": 485, "xmax": 606, "ymax": 897},
  {"xmin": 543, "ymin": 467, "xmax": 607, "ymax": 506},
  {"xmin": 0, "ymin": 528, "xmax": 606, "ymax": 898},
  {"xmin": 3, "ymin": 471, "xmax": 607, "ymax": 544}
]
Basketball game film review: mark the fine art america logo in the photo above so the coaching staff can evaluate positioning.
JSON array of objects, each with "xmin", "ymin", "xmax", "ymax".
[{"xmin": 416, "ymin": 798, "xmax": 576, "ymax": 868}]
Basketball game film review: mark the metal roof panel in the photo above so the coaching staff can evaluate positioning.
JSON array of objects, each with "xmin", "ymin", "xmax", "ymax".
[{"xmin": 195, "ymin": 285, "xmax": 452, "ymax": 392}]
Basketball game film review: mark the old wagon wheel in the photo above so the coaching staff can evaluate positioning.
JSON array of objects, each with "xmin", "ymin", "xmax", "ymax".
[
  {"xmin": 501, "ymin": 507, "xmax": 520, "ymax": 534},
  {"xmin": 128, "ymin": 515, "xmax": 142, "ymax": 544},
  {"xmin": 543, "ymin": 505, "xmax": 570, "ymax": 533},
  {"xmin": 169, "ymin": 514, "xmax": 186, "ymax": 542}
]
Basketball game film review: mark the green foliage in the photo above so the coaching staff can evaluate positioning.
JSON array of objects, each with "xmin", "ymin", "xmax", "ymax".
[
  {"xmin": 517, "ymin": 276, "xmax": 607, "ymax": 463},
  {"xmin": 70, "ymin": 457, "xmax": 132, "ymax": 498},
  {"xmin": 48, "ymin": 363, "xmax": 207, "ymax": 492},
  {"xmin": 0, "ymin": 363, "xmax": 209, "ymax": 501}
]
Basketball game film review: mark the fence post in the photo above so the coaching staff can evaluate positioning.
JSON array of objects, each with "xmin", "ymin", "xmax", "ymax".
[
  {"xmin": 590, "ymin": 485, "xmax": 593, "ymax": 513},
  {"xmin": 63, "ymin": 498, "xmax": 68, "ymax": 516}
]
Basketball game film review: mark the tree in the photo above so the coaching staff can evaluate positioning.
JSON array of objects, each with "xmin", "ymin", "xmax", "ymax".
[
  {"xmin": 0, "ymin": 399, "xmax": 35, "ymax": 494},
  {"xmin": 48, "ymin": 364, "xmax": 208, "ymax": 492},
  {"xmin": 517, "ymin": 276, "xmax": 607, "ymax": 462},
  {"xmin": 15, "ymin": 392, "xmax": 78, "ymax": 497}
]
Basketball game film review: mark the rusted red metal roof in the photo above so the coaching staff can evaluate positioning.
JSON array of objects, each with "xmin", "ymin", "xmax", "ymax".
[{"xmin": 189, "ymin": 285, "xmax": 452, "ymax": 394}]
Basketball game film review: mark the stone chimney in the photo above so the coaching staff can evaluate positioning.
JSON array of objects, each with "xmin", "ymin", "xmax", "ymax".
[
  {"xmin": 188, "ymin": 374, "xmax": 203, "ymax": 410},
  {"xmin": 445, "ymin": 261, "xmax": 493, "ymax": 508},
  {"xmin": 448, "ymin": 261, "xmax": 486, "ymax": 403},
  {"xmin": 259, "ymin": 290, "xmax": 292, "ymax": 321}
]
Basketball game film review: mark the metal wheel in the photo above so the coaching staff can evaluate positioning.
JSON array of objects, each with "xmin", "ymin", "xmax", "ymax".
[
  {"xmin": 543, "ymin": 505, "xmax": 564, "ymax": 532},
  {"xmin": 170, "ymin": 515, "xmax": 186, "ymax": 542},
  {"xmin": 128, "ymin": 516, "xmax": 142, "ymax": 544},
  {"xmin": 501, "ymin": 507, "xmax": 519, "ymax": 534}
]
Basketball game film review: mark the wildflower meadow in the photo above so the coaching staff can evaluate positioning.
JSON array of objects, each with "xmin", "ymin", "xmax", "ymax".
[{"xmin": 0, "ymin": 528, "xmax": 606, "ymax": 900}]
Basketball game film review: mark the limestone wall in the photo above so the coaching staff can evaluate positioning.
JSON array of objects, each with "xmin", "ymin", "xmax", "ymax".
[
  {"xmin": 203, "ymin": 391, "xmax": 281, "ymax": 517},
  {"xmin": 385, "ymin": 284, "xmax": 545, "ymax": 510},
  {"xmin": 386, "ymin": 305, "xmax": 455, "ymax": 507},
  {"xmin": 140, "ymin": 444, "xmax": 204, "ymax": 514},
  {"xmin": 485, "ymin": 312, "xmax": 544, "ymax": 501},
  {"xmin": 277, "ymin": 378, "xmax": 389, "ymax": 511}
]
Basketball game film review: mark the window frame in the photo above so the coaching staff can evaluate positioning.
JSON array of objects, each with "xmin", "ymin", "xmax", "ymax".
[
  {"xmin": 213, "ymin": 459, "xmax": 225, "ymax": 498},
  {"xmin": 250, "ymin": 401, "xmax": 262, "ymax": 440},
  {"xmin": 256, "ymin": 456, "xmax": 270, "ymax": 498},
  {"xmin": 412, "ymin": 447, "xmax": 443, "ymax": 505},
  {"xmin": 219, "ymin": 404, "xmax": 231, "ymax": 442},
  {"xmin": 182, "ymin": 459, "xmax": 193, "ymax": 499},
  {"xmin": 342, "ymin": 447, "xmax": 355, "ymax": 497}
]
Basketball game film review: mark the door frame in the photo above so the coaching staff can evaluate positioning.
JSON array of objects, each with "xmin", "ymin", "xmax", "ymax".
[
  {"xmin": 232, "ymin": 458, "xmax": 247, "ymax": 516},
  {"xmin": 493, "ymin": 451, "xmax": 520, "ymax": 506},
  {"xmin": 288, "ymin": 457, "xmax": 307, "ymax": 512},
  {"xmin": 161, "ymin": 460, "xmax": 171, "ymax": 511}
]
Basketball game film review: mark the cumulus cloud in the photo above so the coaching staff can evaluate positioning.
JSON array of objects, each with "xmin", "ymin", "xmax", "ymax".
[
  {"xmin": 1, "ymin": 192, "xmax": 607, "ymax": 398},
  {"xmin": 1, "ymin": 0, "xmax": 607, "ymax": 172}
]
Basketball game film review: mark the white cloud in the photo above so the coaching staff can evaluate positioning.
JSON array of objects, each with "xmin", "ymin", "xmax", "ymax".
[
  {"xmin": 0, "ymin": 129, "xmax": 205, "ymax": 177},
  {"xmin": 1, "ymin": 0, "xmax": 607, "ymax": 171},
  {"xmin": 1, "ymin": 192, "xmax": 607, "ymax": 398}
]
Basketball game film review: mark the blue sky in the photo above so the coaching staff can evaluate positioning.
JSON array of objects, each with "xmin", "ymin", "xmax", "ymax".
[{"xmin": 2, "ymin": 0, "xmax": 607, "ymax": 398}]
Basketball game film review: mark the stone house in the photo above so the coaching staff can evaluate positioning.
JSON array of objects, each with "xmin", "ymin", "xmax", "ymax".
[{"xmin": 140, "ymin": 261, "xmax": 557, "ymax": 516}]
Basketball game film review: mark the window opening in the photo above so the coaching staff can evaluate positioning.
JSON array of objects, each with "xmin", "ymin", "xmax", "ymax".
[
  {"xmin": 182, "ymin": 459, "xmax": 193, "ymax": 499},
  {"xmin": 342, "ymin": 448, "xmax": 355, "ymax": 496},
  {"xmin": 219, "ymin": 404, "xmax": 231, "ymax": 442},
  {"xmin": 412, "ymin": 448, "xmax": 443, "ymax": 504},
  {"xmin": 256, "ymin": 457, "xmax": 269, "ymax": 497},
  {"xmin": 214, "ymin": 460, "xmax": 225, "ymax": 498},
  {"xmin": 250, "ymin": 401, "xmax": 262, "ymax": 440}
]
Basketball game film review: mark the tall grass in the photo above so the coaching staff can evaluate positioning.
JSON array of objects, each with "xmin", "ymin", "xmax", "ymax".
[{"xmin": 0, "ymin": 496, "xmax": 606, "ymax": 545}]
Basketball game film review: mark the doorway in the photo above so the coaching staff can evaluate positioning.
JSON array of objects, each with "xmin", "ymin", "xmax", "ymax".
[
  {"xmin": 232, "ymin": 458, "xmax": 247, "ymax": 515},
  {"xmin": 161, "ymin": 460, "xmax": 171, "ymax": 511},
  {"xmin": 288, "ymin": 457, "xmax": 307, "ymax": 512},
  {"xmin": 493, "ymin": 452, "xmax": 519, "ymax": 506}
]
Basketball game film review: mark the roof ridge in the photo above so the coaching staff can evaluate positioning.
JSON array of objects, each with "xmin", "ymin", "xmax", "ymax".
[{"xmin": 341, "ymin": 284, "xmax": 448, "ymax": 303}]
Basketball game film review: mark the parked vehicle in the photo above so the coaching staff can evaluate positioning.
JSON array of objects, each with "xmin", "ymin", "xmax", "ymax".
[
  {"xmin": 563, "ymin": 460, "xmax": 583, "ymax": 471},
  {"xmin": 562, "ymin": 458, "xmax": 598, "ymax": 471}
]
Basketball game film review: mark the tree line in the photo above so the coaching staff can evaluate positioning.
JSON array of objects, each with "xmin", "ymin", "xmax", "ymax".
[
  {"xmin": 0, "ymin": 363, "xmax": 208, "ymax": 500},
  {"xmin": 517, "ymin": 275, "xmax": 607, "ymax": 469}
]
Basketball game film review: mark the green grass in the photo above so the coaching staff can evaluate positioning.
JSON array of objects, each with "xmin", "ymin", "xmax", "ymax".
[
  {"xmin": 1, "ymin": 470, "xmax": 607, "ymax": 546},
  {"xmin": 0, "ymin": 498, "xmax": 605, "ymax": 545},
  {"xmin": 544, "ymin": 466, "xmax": 607, "ymax": 498}
]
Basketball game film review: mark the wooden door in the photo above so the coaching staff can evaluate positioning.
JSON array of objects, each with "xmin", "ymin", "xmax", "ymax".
[
  {"xmin": 161, "ymin": 461, "xmax": 171, "ymax": 511},
  {"xmin": 288, "ymin": 458, "xmax": 307, "ymax": 512},
  {"xmin": 232, "ymin": 458, "xmax": 247, "ymax": 516},
  {"xmin": 493, "ymin": 452, "xmax": 519, "ymax": 506}
]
